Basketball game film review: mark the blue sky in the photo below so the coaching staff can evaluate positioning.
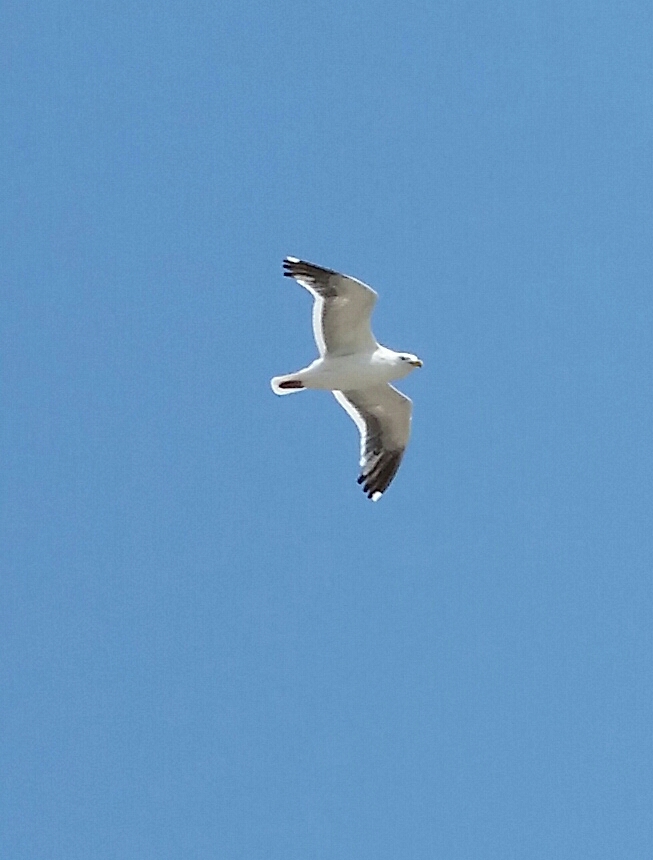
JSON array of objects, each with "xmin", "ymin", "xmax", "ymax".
[{"xmin": 2, "ymin": 2, "xmax": 652, "ymax": 857}]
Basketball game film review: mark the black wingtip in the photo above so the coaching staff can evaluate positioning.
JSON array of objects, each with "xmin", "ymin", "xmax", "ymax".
[{"xmin": 356, "ymin": 450, "xmax": 404, "ymax": 500}]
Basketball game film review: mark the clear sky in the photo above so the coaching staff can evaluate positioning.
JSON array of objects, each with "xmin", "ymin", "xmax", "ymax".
[{"xmin": 3, "ymin": 2, "xmax": 652, "ymax": 858}]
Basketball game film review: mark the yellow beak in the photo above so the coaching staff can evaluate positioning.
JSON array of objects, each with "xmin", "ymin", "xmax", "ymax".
[{"xmin": 410, "ymin": 359, "xmax": 423, "ymax": 368}]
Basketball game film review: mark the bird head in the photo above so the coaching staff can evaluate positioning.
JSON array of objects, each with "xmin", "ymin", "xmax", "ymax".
[{"xmin": 399, "ymin": 353, "xmax": 423, "ymax": 369}]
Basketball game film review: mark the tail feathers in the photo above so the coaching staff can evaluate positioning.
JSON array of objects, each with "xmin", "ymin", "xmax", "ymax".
[{"xmin": 271, "ymin": 374, "xmax": 306, "ymax": 395}]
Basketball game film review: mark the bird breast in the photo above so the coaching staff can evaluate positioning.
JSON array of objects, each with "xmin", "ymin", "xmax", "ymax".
[{"xmin": 301, "ymin": 353, "xmax": 405, "ymax": 391}]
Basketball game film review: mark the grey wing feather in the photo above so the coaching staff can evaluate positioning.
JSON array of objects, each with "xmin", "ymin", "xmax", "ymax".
[
  {"xmin": 283, "ymin": 257, "xmax": 378, "ymax": 356},
  {"xmin": 333, "ymin": 385, "xmax": 412, "ymax": 500}
]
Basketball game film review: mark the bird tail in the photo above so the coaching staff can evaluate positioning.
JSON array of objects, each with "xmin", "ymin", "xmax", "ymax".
[{"xmin": 270, "ymin": 374, "xmax": 306, "ymax": 395}]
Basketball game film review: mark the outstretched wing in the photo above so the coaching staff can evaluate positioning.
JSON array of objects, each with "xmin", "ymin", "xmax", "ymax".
[
  {"xmin": 283, "ymin": 256, "xmax": 378, "ymax": 357},
  {"xmin": 333, "ymin": 384, "xmax": 412, "ymax": 500}
]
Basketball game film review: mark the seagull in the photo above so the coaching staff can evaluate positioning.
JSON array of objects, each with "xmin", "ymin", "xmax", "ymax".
[{"xmin": 271, "ymin": 257, "xmax": 423, "ymax": 500}]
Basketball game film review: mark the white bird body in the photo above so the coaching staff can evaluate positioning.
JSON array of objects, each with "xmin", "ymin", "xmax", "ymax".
[
  {"xmin": 271, "ymin": 257, "xmax": 422, "ymax": 500},
  {"xmin": 272, "ymin": 347, "xmax": 417, "ymax": 394}
]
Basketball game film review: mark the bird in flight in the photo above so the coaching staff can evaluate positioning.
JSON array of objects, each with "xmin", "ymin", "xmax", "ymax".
[{"xmin": 271, "ymin": 257, "xmax": 423, "ymax": 500}]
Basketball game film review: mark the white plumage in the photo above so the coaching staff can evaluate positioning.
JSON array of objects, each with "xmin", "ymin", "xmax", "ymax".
[{"xmin": 271, "ymin": 257, "xmax": 422, "ymax": 500}]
